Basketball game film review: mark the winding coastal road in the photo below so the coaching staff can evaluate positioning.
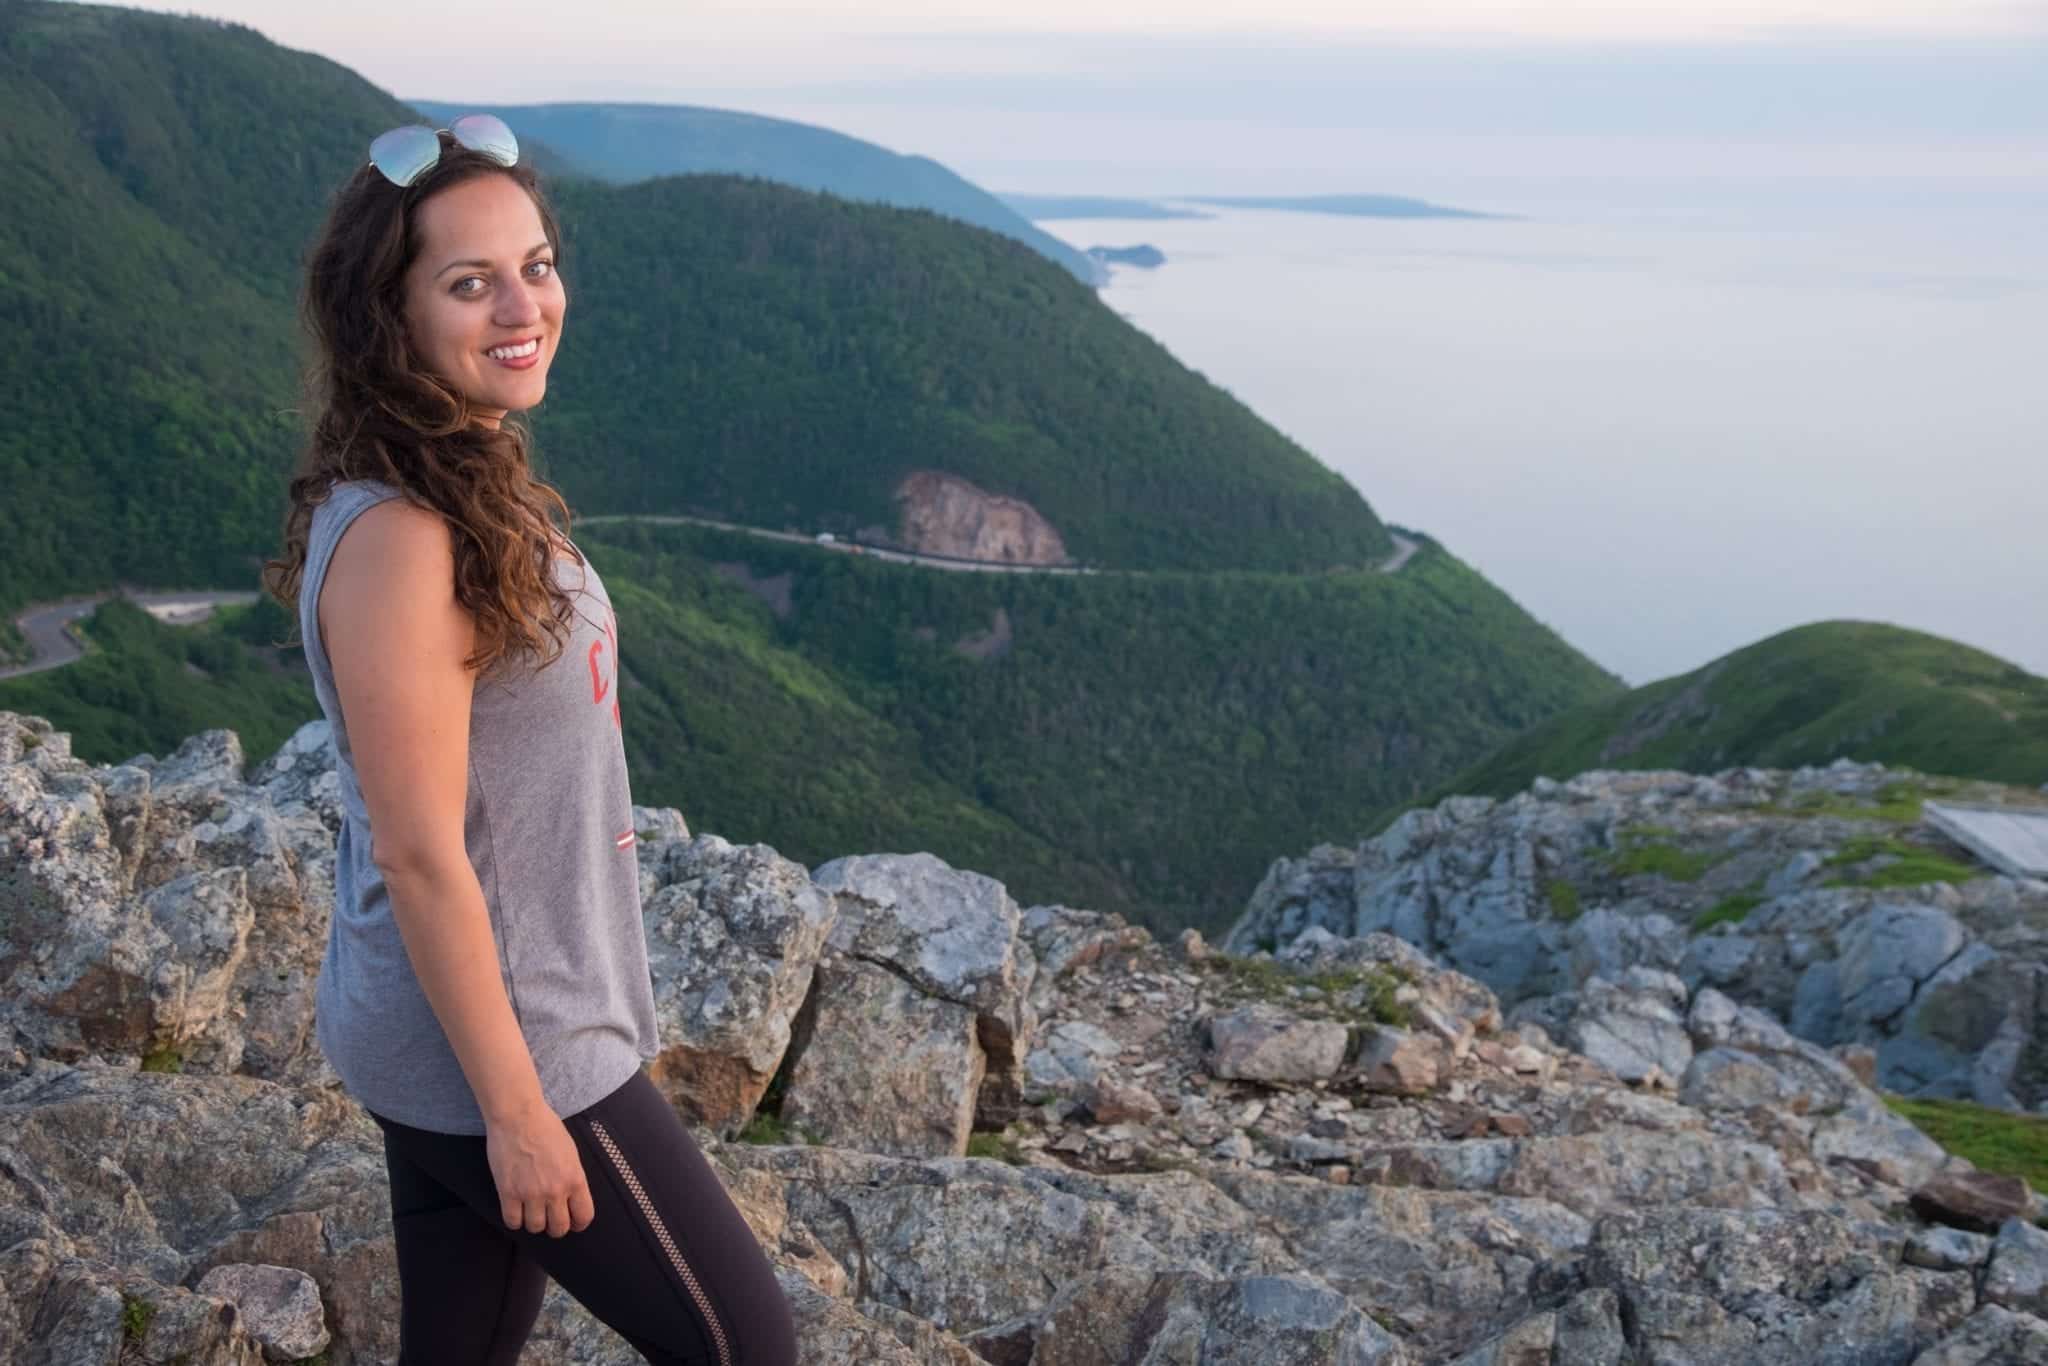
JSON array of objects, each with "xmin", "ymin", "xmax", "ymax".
[
  {"xmin": 0, "ymin": 590, "xmax": 261, "ymax": 682},
  {"xmin": 574, "ymin": 512, "xmax": 1422, "ymax": 578},
  {"xmin": 1, "ymin": 521, "xmax": 1418, "ymax": 680}
]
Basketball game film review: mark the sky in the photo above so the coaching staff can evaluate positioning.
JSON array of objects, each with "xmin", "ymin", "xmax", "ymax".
[{"xmin": 121, "ymin": 1, "xmax": 2048, "ymax": 196}]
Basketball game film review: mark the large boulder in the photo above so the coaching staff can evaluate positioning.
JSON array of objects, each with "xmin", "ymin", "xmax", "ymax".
[
  {"xmin": 639, "ymin": 834, "xmax": 837, "ymax": 1135},
  {"xmin": 778, "ymin": 852, "xmax": 1039, "ymax": 1157}
]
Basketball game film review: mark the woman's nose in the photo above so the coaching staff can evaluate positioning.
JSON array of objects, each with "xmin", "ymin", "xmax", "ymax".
[{"xmin": 495, "ymin": 286, "xmax": 541, "ymax": 325}]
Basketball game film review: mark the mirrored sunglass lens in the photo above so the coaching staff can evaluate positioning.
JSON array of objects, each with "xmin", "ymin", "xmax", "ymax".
[
  {"xmin": 369, "ymin": 125, "xmax": 439, "ymax": 186},
  {"xmin": 449, "ymin": 113, "xmax": 518, "ymax": 167}
]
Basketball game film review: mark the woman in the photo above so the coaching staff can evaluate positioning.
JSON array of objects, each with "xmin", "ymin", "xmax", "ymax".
[{"xmin": 260, "ymin": 115, "xmax": 798, "ymax": 1365}]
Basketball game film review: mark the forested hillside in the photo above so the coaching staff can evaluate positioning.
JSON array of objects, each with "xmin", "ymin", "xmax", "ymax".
[
  {"xmin": 2, "ymin": 0, "xmax": 1394, "ymax": 646},
  {"xmin": 1408, "ymin": 620, "xmax": 2048, "ymax": 811}
]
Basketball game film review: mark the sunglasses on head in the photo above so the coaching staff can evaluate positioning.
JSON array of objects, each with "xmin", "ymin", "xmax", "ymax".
[{"xmin": 366, "ymin": 112, "xmax": 518, "ymax": 188}]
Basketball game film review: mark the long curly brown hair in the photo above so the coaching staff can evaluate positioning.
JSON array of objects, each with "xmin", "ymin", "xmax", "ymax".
[{"xmin": 260, "ymin": 131, "xmax": 580, "ymax": 677}]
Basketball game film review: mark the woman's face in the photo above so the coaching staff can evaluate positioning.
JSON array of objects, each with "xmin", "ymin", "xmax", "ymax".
[{"xmin": 400, "ymin": 173, "xmax": 566, "ymax": 428}]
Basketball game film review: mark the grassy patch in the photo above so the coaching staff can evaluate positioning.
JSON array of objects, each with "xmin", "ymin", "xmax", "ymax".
[
  {"xmin": 1694, "ymin": 885, "xmax": 1767, "ymax": 933},
  {"xmin": 1754, "ymin": 776, "xmax": 1966, "ymax": 825},
  {"xmin": 1354, "ymin": 972, "xmax": 1414, "ymax": 1028},
  {"xmin": 139, "ymin": 1044, "xmax": 183, "ymax": 1074},
  {"xmin": 1196, "ymin": 953, "xmax": 1414, "ymax": 1027},
  {"xmin": 734, "ymin": 1110, "xmax": 792, "ymax": 1144},
  {"xmin": 121, "ymin": 1291, "xmax": 155, "ymax": 1342},
  {"xmin": 964, "ymin": 1128, "xmax": 1028, "ymax": 1165},
  {"xmin": 1544, "ymin": 878, "xmax": 1582, "ymax": 923},
  {"xmin": 1821, "ymin": 836, "xmax": 1981, "ymax": 889},
  {"xmin": 735, "ymin": 1060, "xmax": 825, "ymax": 1144},
  {"xmin": 1871, "ymin": 778, "xmax": 1949, "ymax": 823},
  {"xmin": 1600, "ymin": 829, "xmax": 1722, "ymax": 883},
  {"xmin": 1883, "ymin": 1094, "xmax": 2048, "ymax": 1195}
]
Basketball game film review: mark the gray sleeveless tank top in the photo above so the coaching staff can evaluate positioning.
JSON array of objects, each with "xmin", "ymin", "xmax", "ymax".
[{"xmin": 300, "ymin": 477, "xmax": 660, "ymax": 1133}]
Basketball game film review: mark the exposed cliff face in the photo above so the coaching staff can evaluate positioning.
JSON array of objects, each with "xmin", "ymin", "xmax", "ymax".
[
  {"xmin": 892, "ymin": 469, "xmax": 1071, "ymax": 565},
  {"xmin": 4, "ymin": 710, "xmax": 2048, "ymax": 1364}
]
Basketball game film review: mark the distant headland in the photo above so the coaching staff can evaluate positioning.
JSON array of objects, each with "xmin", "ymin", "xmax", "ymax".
[
  {"xmin": 1085, "ymin": 244, "xmax": 1167, "ymax": 269},
  {"xmin": 1004, "ymin": 192, "xmax": 1509, "ymax": 222}
]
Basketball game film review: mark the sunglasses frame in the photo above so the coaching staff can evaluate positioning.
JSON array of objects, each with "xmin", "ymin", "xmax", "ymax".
[{"xmin": 366, "ymin": 112, "xmax": 519, "ymax": 188}]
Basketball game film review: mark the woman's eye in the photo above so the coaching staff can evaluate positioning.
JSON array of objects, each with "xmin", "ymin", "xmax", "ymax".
[{"xmin": 452, "ymin": 260, "xmax": 554, "ymax": 297}]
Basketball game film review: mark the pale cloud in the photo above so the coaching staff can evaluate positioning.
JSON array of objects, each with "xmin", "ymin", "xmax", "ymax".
[
  {"xmin": 683, "ymin": 0, "xmax": 2039, "ymax": 41},
  {"xmin": 99, "ymin": 0, "xmax": 2048, "ymax": 191},
  {"xmin": 120, "ymin": 0, "xmax": 2045, "ymax": 54}
]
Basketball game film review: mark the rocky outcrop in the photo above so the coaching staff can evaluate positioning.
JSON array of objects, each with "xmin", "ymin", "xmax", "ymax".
[
  {"xmin": 1227, "ymin": 759, "xmax": 2048, "ymax": 1111},
  {"xmin": 892, "ymin": 469, "xmax": 1072, "ymax": 565},
  {"xmin": 4, "ymin": 710, "xmax": 2047, "ymax": 1362}
]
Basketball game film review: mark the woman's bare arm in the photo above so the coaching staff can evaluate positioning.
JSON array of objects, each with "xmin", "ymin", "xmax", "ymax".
[{"xmin": 318, "ymin": 498, "xmax": 550, "ymax": 1126}]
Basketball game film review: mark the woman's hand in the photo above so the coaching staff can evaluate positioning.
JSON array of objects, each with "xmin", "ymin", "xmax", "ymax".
[{"xmin": 486, "ymin": 1100, "xmax": 596, "ymax": 1237}]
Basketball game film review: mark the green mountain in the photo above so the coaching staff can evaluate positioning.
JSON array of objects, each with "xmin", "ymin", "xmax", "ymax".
[
  {"xmin": 409, "ymin": 100, "xmax": 1104, "ymax": 287},
  {"xmin": 1409, "ymin": 621, "xmax": 2048, "ymax": 811}
]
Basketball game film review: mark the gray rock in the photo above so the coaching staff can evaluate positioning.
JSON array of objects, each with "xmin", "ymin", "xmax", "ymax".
[
  {"xmin": 1910, "ymin": 1169, "xmax": 2033, "ymax": 1235},
  {"xmin": 1766, "ymin": 850, "xmax": 1827, "ymax": 896},
  {"xmin": 1908, "ymin": 1304, "xmax": 2048, "ymax": 1364},
  {"xmin": 641, "ymin": 835, "xmax": 838, "ymax": 1134},
  {"xmin": 1553, "ymin": 1287, "xmax": 1628, "ymax": 1365},
  {"xmin": 1881, "ymin": 942, "xmax": 2014, "ymax": 1097},
  {"xmin": 1030, "ymin": 1265, "xmax": 1409, "ymax": 1365},
  {"xmin": 1904, "ymin": 1226, "xmax": 1993, "ymax": 1272},
  {"xmin": 811, "ymin": 849, "xmax": 1038, "ymax": 1044},
  {"xmin": 1983, "ymin": 1216, "xmax": 2048, "ymax": 1317},
  {"xmin": 792, "ymin": 850, "xmax": 1042, "ymax": 1143},
  {"xmin": 1020, "ymin": 1017, "xmax": 1122, "ymax": 1101},
  {"xmin": 1207, "ymin": 1005, "xmax": 1349, "ymax": 1083},
  {"xmin": 780, "ymin": 953, "xmax": 988, "ymax": 1157},
  {"xmin": 1681, "ymin": 1047, "xmax": 1806, "ymax": 1111},
  {"xmin": 1838, "ymin": 904, "xmax": 1967, "ymax": 1028},
  {"xmin": 1563, "ymin": 977, "xmax": 1693, "ymax": 1084},
  {"xmin": 1683, "ymin": 930, "xmax": 1759, "ymax": 993},
  {"xmin": 193, "ymin": 1262, "xmax": 331, "ymax": 1359},
  {"xmin": 1807, "ymin": 1097, "xmax": 1956, "ymax": 1191},
  {"xmin": 1567, "ymin": 908, "xmax": 1687, "ymax": 988},
  {"xmin": 1791, "ymin": 959, "xmax": 1845, "ymax": 1043},
  {"xmin": 1352, "ymin": 1026, "xmax": 1445, "ymax": 1094}
]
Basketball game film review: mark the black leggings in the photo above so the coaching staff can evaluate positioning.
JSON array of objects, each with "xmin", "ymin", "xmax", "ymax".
[{"xmin": 368, "ymin": 1066, "xmax": 799, "ymax": 1365}]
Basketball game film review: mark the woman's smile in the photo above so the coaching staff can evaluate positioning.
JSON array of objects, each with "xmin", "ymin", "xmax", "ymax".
[{"xmin": 486, "ymin": 335, "xmax": 544, "ymax": 368}]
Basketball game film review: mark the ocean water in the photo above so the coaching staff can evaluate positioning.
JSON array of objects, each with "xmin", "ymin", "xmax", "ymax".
[{"xmin": 1039, "ymin": 191, "xmax": 2047, "ymax": 688}]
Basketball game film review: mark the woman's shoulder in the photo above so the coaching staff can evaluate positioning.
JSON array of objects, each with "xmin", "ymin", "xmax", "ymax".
[
  {"xmin": 311, "ymin": 477, "xmax": 408, "ymax": 530},
  {"xmin": 321, "ymin": 475, "xmax": 406, "ymax": 505}
]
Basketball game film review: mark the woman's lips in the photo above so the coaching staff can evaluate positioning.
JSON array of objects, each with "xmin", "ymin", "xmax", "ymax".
[{"xmin": 485, "ymin": 336, "xmax": 542, "ymax": 370}]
